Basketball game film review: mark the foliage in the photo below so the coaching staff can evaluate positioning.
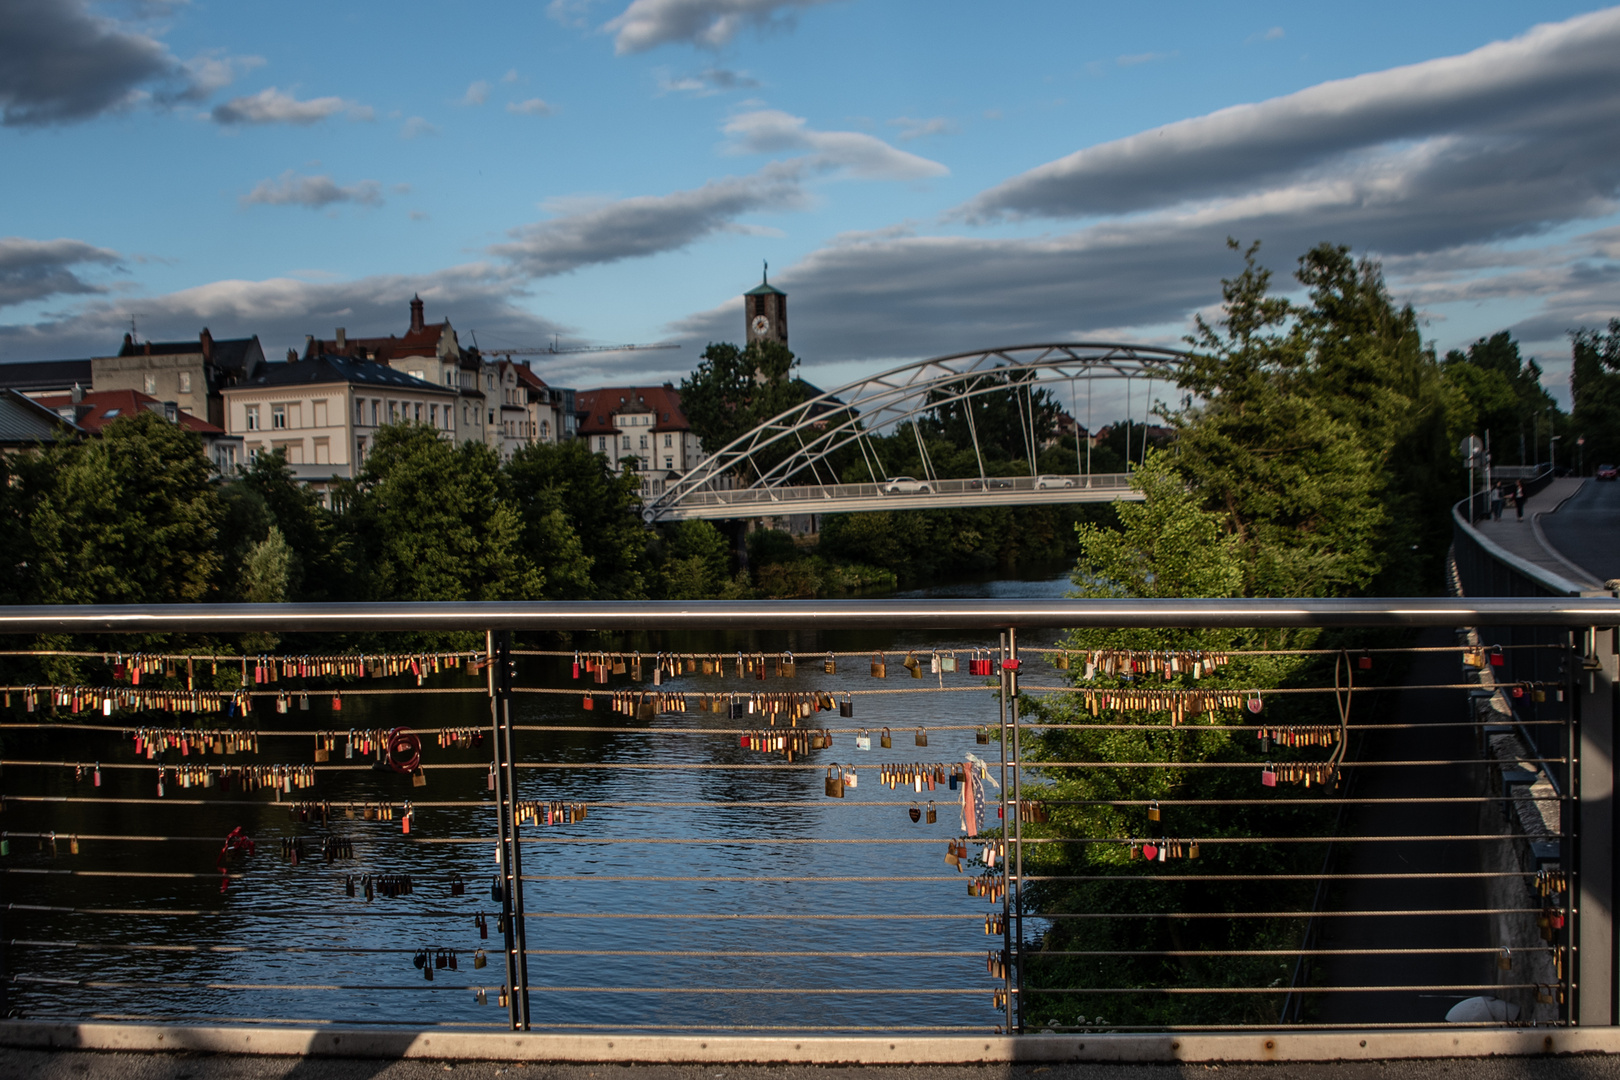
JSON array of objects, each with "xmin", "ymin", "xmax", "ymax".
[
  {"xmin": 679, "ymin": 339, "xmax": 819, "ymax": 482},
  {"xmin": 505, "ymin": 438, "xmax": 647, "ymax": 600},
  {"xmin": 19, "ymin": 411, "xmax": 222, "ymax": 606},
  {"xmin": 1571, "ymin": 319, "xmax": 1620, "ymax": 469},
  {"xmin": 348, "ymin": 423, "xmax": 543, "ymax": 603},
  {"xmin": 657, "ymin": 520, "xmax": 738, "ymax": 600}
]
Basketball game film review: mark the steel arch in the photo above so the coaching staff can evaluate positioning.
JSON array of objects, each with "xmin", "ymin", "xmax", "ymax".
[{"xmin": 646, "ymin": 342, "xmax": 1193, "ymax": 522}]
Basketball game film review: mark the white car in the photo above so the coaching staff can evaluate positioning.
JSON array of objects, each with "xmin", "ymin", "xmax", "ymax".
[
  {"xmin": 1035, "ymin": 474, "xmax": 1076, "ymax": 489},
  {"xmin": 882, "ymin": 476, "xmax": 932, "ymax": 494}
]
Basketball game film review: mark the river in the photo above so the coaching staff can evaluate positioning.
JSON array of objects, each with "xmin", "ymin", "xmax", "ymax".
[{"xmin": 0, "ymin": 570, "xmax": 1073, "ymax": 1033}]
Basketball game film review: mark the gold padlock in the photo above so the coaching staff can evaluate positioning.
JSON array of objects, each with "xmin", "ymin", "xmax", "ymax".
[
  {"xmin": 825, "ymin": 765, "xmax": 845, "ymax": 798},
  {"xmin": 880, "ymin": 727, "xmax": 892, "ymax": 749},
  {"xmin": 871, "ymin": 653, "xmax": 886, "ymax": 678}
]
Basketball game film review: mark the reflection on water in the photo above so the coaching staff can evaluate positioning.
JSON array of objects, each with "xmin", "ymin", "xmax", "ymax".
[{"xmin": 1, "ymin": 574, "xmax": 1072, "ymax": 1032}]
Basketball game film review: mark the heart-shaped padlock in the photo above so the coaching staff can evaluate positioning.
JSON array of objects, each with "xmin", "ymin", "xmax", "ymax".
[{"xmin": 908, "ymin": 802, "xmax": 921, "ymax": 823}]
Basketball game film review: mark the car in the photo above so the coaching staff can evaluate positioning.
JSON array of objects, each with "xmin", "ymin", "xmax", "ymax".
[
  {"xmin": 1598, "ymin": 464, "xmax": 1618, "ymax": 481},
  {"xmin": 967, "ymin": 477, "xmax": 1014, "ymax": 491},
  {"xmin": 882, "ymin": 476, "xmax": 932, "ymax": 494},
  {"xmin": 1034, "ymin": 474, "xmax": 1076, "ymax": 490}
]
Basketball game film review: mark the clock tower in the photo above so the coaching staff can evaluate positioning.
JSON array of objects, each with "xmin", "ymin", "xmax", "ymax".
[{"xmin": 744, "ymin": 264, "xmax": 787, "ymax": 348}]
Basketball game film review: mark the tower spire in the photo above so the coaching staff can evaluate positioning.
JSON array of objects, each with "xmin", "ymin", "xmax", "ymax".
[{"xmin": 763, "ymin": 260, "xmax": 768, "ymax": 285}]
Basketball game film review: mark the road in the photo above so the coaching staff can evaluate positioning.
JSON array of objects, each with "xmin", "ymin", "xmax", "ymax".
[{"xmin": 1540, "ymin": 479, "xmax": 1620, "ymax": 584}]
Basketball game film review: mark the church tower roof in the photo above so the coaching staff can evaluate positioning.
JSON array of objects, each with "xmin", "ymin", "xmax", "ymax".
[{"xmin": 744, "ymin": 263, "xmax": 785, "ymax": 297}]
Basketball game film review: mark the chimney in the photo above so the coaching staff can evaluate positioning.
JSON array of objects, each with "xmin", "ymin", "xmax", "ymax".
[
  {"xmin": 410, "ymin": 294, "xmax": 425, "ymax": 334},
  {"xmin": 199, "ymin": 327, "xmax": 214, "ymax": 362},
  {"xmin": 286, "ymin": 349, "xmax": 298, "ymax": 362},
  {"xmin": 122, "ymin": 332, "xmax": 133, "ymax": 351},
  {"xmin": 335, "ymin": 327, "xmax": 347, "ymax": 352},
  {"xmin": 71, "ymin": 383, "xmax": 84, "ymax": 404}
]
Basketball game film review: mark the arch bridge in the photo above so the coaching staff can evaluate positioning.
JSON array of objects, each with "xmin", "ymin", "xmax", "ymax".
[{"xmin": 644, "ymin": 342, "xmax": 1192, "ymax": 523}]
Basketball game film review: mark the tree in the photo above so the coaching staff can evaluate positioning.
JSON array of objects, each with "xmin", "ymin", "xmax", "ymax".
[
  {"xmin": 679, "ymin": 339, "xmax": 816, "ymax": 482},
  {"xmin": 1171, "ymin": 240, "xmax": 1388, "ymax": 598},
  {"xmin": 505, "ymin": 438, "xmax": 649, "ymax": 600},
  {"xmin": 658, "ymin": 520, "xmax": 734, "ymax": 600},
  {"xmin": 1571, "ymin": 320, "xmax": 1620, "ymax": 469},
  {"xmin": 238, "ymin": 450, "xmax": 354, "ymax": 600},
  {"xmin": 1443, "ymin": 332, "xmax": 1560, "ymax": 469},
  {"xmin": 21, "ymin": 411, "xmax": 222, "ymax": 605},
  {"xmin": 347, "ymin": 423, "xmax": 543, "ymax": 603}
]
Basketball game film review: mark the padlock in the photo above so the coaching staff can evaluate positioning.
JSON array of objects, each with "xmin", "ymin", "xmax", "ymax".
[
  {"xmin": 781, "ymin": 651, "xmax": 796, "ymax": 678},
  {"xmin": 977, "ymin": 728, "xmax": 990, "ymax": 744},
  {"xmin": 915, "ymin": 727, "xmax": 928, "ymax": 747},
  {"xmin": 824, "ymin": 654, "xmax": 836, "ymax": 675},
  {"xmin": 474, "ymin": 949, "xmax": 487, "ymax": 969},
  {"xmin": 855, "ymin": 729, "xmax": 871, "ymax": 751},
  {"xmin": 476, "ymin": 988, "xmax": 488, "ymax": 1005},
  {"xmin": 840, "ymin": 694, "xmax": 853, "ymax": 718},
  {"xmin": 880, "ymin": 727, "xmax": 892, "ymax": 749},
  {"xmin": 1148, "ymin": 801, "xmax": 1160, "ymax": 823},
  {"xmin": 909, "ymin": 802, "xmax": 921, "ymax": 823},
  {"xmin": 412, "ymin": 767, "xmax": 427, "ymax": 788},
  {"xmin": 825, "ymin": 766, "xmax": 845, "ymax": 798},
  {"xmin": 871, "ymin": 653, "xmax": 887, "ymax": 678},
  {"xmin": 940, "ymin": 652, "xmax": 958, "ymax": 673},
  {"xmin": 491, "ymin": 875, "xmax": 503, "ymax": 902},
  {"xmin": 1358, "ymin": 652, "xmax": 1372, "ymax": 671},
  {"xmin": 1490, "ymin": 646, "xmax": 1504, "ymax": 667},
  {"xmin": 1054, "ymin": 651, "xmax": 1071, "ymax": 670},
  {"xmin": 1499, "ymin": 947, "xmax": 1513, "ymax": 971},
  {"xmin": 1261, "ymin": 767, "xmax": 1277, "ymax": 787},
  {"xmin": 926, "ymin": 800, "xmax": 937, "ymax": 824}
]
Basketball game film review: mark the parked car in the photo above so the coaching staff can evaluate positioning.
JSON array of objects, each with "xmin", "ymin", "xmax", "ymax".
[
  {"xmin": 882, "ymin": 476, "xmax": 932, "ymax": 494},
  {"xmin": 1598, "ymin": 463, "xmax": 1618, "ymax": 481},
  {"xmin": 967, "ymin": 477, "xmax": 1014, "ymax": 490},
  {"xmin": 1034, "ymin": 474, "xmax": 1076, "ymax": 489}
]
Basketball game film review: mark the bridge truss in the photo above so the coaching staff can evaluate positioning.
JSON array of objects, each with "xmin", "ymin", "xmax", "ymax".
[{"xmin": 645, "ymin": 342, "xmax": 1193, "ymax": 522}]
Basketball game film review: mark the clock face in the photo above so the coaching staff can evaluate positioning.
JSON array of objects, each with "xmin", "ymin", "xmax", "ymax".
[{"xmin": 751, "ymin": 315, "xmax": 770, "ymax": 335}]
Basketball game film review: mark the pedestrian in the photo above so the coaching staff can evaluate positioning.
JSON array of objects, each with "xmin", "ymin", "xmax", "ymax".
[
  {"xmin": 1515, "ymin": 480, "xmax": 1526, "ymax": 521},
  {"xmin": 1490, "ymin": 482, "xmax": 1504, "ymax": 521}
]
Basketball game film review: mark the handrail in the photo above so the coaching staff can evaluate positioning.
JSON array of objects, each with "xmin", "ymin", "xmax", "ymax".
[{"xmin": 0, "ymin": 597, "xmax": 1616, "ymax": 634}]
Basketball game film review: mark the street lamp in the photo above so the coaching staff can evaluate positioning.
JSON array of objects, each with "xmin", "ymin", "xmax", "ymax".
[{"xmin": 1551, "ymin": 435, "xmax": 1562, "ymax": 475}]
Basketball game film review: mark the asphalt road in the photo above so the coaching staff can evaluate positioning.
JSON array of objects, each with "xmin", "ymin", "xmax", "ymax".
[
  {"xmin": 1540, "ymin": 480, "xmax": 1620, "ymax": 584},
  {"xmin": 7, "ymin": 1052, "xmax": 1620, "ymax": 1080}
]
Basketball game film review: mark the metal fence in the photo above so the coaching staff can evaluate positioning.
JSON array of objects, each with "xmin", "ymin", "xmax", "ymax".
[{"xmin": 0, "ymin": 598, "xmax": 1616, "ymax": 1034}]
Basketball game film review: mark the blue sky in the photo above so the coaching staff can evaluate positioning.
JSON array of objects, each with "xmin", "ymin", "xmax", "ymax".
[{"xmin": 3, "ymin": 0, "xmax": 1618, "ymax": 418}]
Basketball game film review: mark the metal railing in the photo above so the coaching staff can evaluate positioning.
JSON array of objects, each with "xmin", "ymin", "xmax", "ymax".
[{"xmin": 0, "ymin": 597, "xmax": 1615, "ymax": 1035}]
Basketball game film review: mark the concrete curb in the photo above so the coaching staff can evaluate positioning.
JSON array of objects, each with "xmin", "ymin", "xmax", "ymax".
[{"xmin": 1, "ymin": 1021, "xmax": 1619, "ymax": 1063}]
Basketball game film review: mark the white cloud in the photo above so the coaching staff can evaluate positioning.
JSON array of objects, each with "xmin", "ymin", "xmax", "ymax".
[
  {"xmin": 165, "ymin": 51, "xmax": 264, "ymax": 103},
  {"xmin": 723, "ymin": 109, "xmax": 948, "ymax": 180},
  {"xmin": 240, "ymin": 172, "xmax": 385, "ymax": 209},
  {"xmin": 657, "ymin": 67, "xmax": 760, "ymax": 95},
  {"xmin": 888, "ymin": 116, "xmax": 957, "ymax": 142},
  {"xmin": 604, "ymin": 0, "xmax": 843, "ymax": 54},
  {"xmin": 462, "ymin": 80, "xmax": 491, "ymax": 106},
  {"xmin": 507, "ymin": 98, "xmax": 555, "ymax": 116},
  {"xmin": 1116, "ymin": 51, "xmax": 1175, "ymax": 66},
  {"xmin": 1249, "ymin": 26, "xmax": 1285, "ymax": 43},
  {"xmin": 962, "ymin": 7, "xmax": 1620, "ymax": 221},
  {"xmin": 501, "ymin": 69, "xmax": 521, "ymax": 84},
  {"xmin": 401, "ymin": 116, "xmax": 439, "ymax": 138},
  {"xmin": 211, "ymin": 87, "xmax": 372, "ymax": 126}
]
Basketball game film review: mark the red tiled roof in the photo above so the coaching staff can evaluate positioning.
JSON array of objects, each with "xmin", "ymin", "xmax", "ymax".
[
  {"xmin": 34, "ymin": 389, "xmax": 228, "ymax": 436},
  {"xmin": 511, "ymin": 363, "xmax": 548, "ymax": 391},
  {"xmin": 574, "ymin": 385, "xmax": 689, "ymax": 436}
]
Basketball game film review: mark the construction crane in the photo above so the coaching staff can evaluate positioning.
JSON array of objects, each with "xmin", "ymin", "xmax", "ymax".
[{"xmin": 475, "ymin": 334, "xmax": 681, "ymax": 359}]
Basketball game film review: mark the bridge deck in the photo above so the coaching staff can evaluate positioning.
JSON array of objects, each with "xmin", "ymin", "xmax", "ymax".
[{"xmin": 650, "ymin": 473, "xmax": 1143, "ymax": 520}]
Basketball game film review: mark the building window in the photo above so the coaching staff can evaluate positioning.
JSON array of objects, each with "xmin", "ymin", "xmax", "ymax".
[
  {"xmin": 357, "ymin": 437, "xmax": 366, "ymax": 462},
  {"xmin": 488, "ymin": 410, "xmax": 495, "ymax": 425},
  {"xmin": 271, "ymin": 404, "xmax": 287, "ymax": 430},
  {"xmin": 639, "ymin": 435, "xmax": 648, "ymax": 450},
  {"xmin": 409, "ymin": 370, "xmax": 425, "ymax": 382},
  {"xmin": 622, "ymin": 435, "xmax": 632, "ymax": 450},
  {"xmin": 372, "ymin": 400, "xmax": 381, "ymax": 425},
  {"xmin": 598, "ymin": 436, "xmax": 607, "ymax": 451},
  {"xmin": 665, "ymin": 457, "xmax": 673, "ymax": 470},
  {"xmin": 245, "ymin": 405, "xmax": 260, "ymax": 431},
  {"xmin": 356, "ymin": 400, "xmax": 365, "ymax": 425},
  {"xmin": 414, "ymin": 403, "xmax": 422, "ymax": 422},
  {"xmin": 430, "ymin": 403, "xmax": 439, "ymax": 427},
  {"xmin": 143, "ymin": 374, "xmax": 156, "ymax": 395},
  {"xmin": 179, "ymin": 372, "xmax": 192, "ymax": 394},
  {"xmin": 664, "ymin": 434, "xmax": 673, "ymax": 448}
]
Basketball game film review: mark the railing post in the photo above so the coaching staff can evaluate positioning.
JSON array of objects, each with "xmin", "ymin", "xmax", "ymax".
[
  {"xmin": 1575, "ymin": 622, "xmax": 1618, "ymax": 1025},
  {"xmin": 1005, "ymin": 628, "xmax": 1026, "ymax": 1034},
  {"xmin": 998, "ymin": 632, "xmax": 1013, "ymax": 1033},
  {"xmin": 487, "ymin": 629, "xmax": 531, "ymax": 1030}
]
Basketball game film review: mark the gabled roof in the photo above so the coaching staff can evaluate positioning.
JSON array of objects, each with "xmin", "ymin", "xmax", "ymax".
[
  {"xmin": 232, "ymin": 355, "xmax": 455, "ymax": 394},
  {"xmin": 34, "ymin": 389, "xmax": 230, "ymax": 436},
  {"xmin": 0, "ymin": 358, "xmax": 94, "ymax": 393},
  {"xmin": 574, "ymin": 384, "xmax": 690, "ymax": 435},
  {"xmin": 305, "ymin": 324, "xmax": 451, "ymax": 361},
  {"xmin": 0, "ymin": 389, "xmax": 82, "ymax": 445}
]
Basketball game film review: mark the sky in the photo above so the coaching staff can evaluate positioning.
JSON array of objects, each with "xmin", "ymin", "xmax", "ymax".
[{"xmin": 2, "ymin": 0, "xmax": 1618, "ymax": 421}]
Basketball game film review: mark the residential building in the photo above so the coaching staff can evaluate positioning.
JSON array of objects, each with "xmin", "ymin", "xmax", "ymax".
[
  {"xmin": 35, "ymin": 387, "xmax": 244, "ymax": 474},
  {"xmin": 512, "ymin": 363, "xmax": 575, "ymax": 446},
  {"xmin": 0, "ymin": 388, "xmax": 83, "ymax": 451},
  {"xmin": 92, "ymin": 329, "xmax": 267, "ymax": 428},
  {"xmin": 222, "ymin": 355, "xmax": 457, "ymax": 496},
  {"xmin": 0, "ymin": 358, "xmax": 95, "ymax": 398},
  {"xmin": 303, "ymin": 295, "xmax": 488, "ymax": 446},
  {"xmin": 575, "ymin": 384, "xmax": 704, "ymax": 498}
]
